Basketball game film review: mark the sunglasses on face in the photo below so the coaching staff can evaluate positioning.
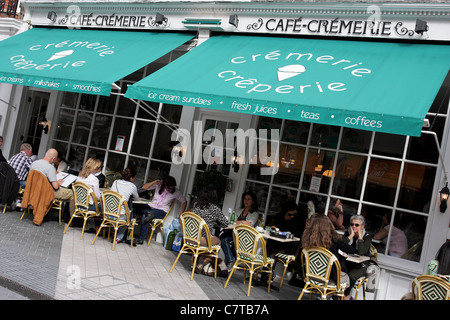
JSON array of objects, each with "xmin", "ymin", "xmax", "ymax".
[{"xmin": 350, "ymin": 223, "xmax": 360, "ymax": 227}]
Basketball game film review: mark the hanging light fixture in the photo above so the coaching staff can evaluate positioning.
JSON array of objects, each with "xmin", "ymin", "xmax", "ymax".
[{"xmin": 439, "ymin": 183, "xmax": 449, "ymax": 213}]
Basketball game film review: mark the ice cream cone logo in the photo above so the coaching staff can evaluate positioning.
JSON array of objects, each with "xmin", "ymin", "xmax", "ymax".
[
  {"xmin": 47, "ymin": 50, "xmax": 74, "ymax": 62},
  {"xmin": 277, "ymin": 64, "xmax": 306, "ymax": 81}
]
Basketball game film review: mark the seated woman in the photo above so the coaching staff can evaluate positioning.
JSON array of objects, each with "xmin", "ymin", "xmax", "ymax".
[
  {"xmin": 373, "ymin": 212, "xmax": 408, "ymax": 257},
  {"xmin": 266, "ymin": 201, "xmax": 306, "ymax": 259},
  {"xmin": 343, "ymin": 215, "xmax": 375, "ymax": 297},
  {"xmin": 110, "ymin": 167, "xmax": 139, "ymax": 245},
  {"xmin": 302, "ymin": 213, "xmax": 358, "ymax": 298},
  {"xmin": 76, "ymin": 158, "xmax": 103, "ymax": 211},
  {"xmin": 328, "ymin": 198, "xmax": 345, "ymax": 230},
  {"xmin": 259, "ymin": 201, "xmax": 307, "ymax": 284},
  {"xmin": 76, "ymin": 158, "xmax": 103, "ymax": 231},
  {"xmin": 191, "ymin": 185, "xmax": 228, "ymax": 272},
  {"xmin": 427, "ymin": 241, "xmax": 450, "ymax": 281},
  {"xmin": 136, "ymin": 176, "xmax": 187, "ymax": 245},
  {"xmin": 220, "ymin": 191, "xmax": 259, "ymax": 271}
]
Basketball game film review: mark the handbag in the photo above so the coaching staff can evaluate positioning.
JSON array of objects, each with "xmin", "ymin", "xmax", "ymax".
[
  {"xmin": 165, "ymin": 229, "xmax": 177, "ymax": 250},
  {"xmin": 172, "ymin": 232, "xmax": 182, "ymax": 252},
  {"xmin": 164, "ymin": 218, "xmax": 180, "ymax": 246}
]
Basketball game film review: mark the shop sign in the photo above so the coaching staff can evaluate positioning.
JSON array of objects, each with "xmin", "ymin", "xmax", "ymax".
[
  {"xmin": 246, "ymin": 17, "xmax": 420, "ymax": 39},
  {"xmin": 52, "ymin": 11, "xmax": 167, "ymax": 28}
]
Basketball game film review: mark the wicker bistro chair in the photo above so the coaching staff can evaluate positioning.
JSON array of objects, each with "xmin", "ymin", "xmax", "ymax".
[
  {"xmin": 146, "ymin": 201, "xmax": 174, "ymax": 246},
  {"xmin": 224, "ymin": 224, "xmax": 275, "ymax": 296},
  {"xmin": 412, "ymin": 275, "xmax": 450, "ymax": 300},
  {"xmin": 91, "ymin": 190, "xmax": 136, "ymax": 251},
  {"xmin": 170, "ymin": 211, "xmax": 221, "ymax": 281},
  {"xmin": 353, "ymin": 244, "xmax": 379, "ymax": 300},
  {"xmin": 275, "ymin": 253, "xmax": 296, "ymax": 288},
  {"xmin": 63, "ymin": 182, "xmax": 101, "ymax": 239},
  {"xmin": 298, "ymin": 247, "xmax": 347, "ymax": 300},
  {"xmin": 104, "ymin": 171, "xmax": 121, "ymax": 189}
]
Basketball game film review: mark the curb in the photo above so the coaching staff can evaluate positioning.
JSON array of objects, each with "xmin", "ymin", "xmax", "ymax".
[{"xmin": 0, "ymin": 274, "xmax": 55, "ymax": 300}]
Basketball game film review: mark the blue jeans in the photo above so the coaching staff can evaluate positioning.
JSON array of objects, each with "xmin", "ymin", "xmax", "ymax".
[
  {"xmin": 220, "ymin": 235, "xmax": 236, "ymax": 264},
  {"xmin": 138, "ymin": 208, "xmax": 166, "ymax": 241}
]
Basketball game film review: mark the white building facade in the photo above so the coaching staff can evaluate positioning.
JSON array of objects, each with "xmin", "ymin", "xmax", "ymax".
[{"xmin": 0, "ymin": 0, "xmax": 449, "ymax": 300}]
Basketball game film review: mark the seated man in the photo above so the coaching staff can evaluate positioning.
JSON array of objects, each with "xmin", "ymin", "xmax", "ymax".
[
  {"xmin": 30, "ymin": 148, "xmax": 75, "ymax": 217},
  {"xmin": 8, "ymin": 143, "xmax": 33, "ymax": 188}
]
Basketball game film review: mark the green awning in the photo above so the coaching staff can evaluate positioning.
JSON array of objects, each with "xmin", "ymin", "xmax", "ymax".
[
  {"xmin": 0, "ymin": 28, "xmax": 193, "ymax": 96},
  {"xmin": 125, "ymin": 35, "xmax": 450, "ymax": 136}
]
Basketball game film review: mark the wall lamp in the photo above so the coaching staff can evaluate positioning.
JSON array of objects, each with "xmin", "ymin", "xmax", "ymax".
[
  {"xmin": 229, "ymin": 14, "xmax": 239, "ymax": 28},
  {"xmin": 171, "ymin": 141, "xmax": 183, "ymax": 158},
  {"xmin": 39, "ymin": 118, "xmax": 51, "ymax": 134},
  {"xmin": 440, "ymin": 183, "xmax": 449, "ymax": 213},
  {"xmin": 415, "ymin": 19, "xmax": 428, "ymax": 35}
]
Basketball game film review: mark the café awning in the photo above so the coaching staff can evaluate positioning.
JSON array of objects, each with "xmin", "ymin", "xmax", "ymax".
[
  {"xmin": 125, "ymin": 35, "xmax": 450, "ymax": 136},
  {"xmin": 0, "ymin": 28, "xmax": 193, "ymax": 96}
]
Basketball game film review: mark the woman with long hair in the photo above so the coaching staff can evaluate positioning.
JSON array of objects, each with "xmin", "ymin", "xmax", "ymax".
[
  {"xmin": 302, "ymin": 213, "xmax": 357, "ymax": 296},
  {"xmin": 192, "ymin": 185, "xmax": 228, "ymax": 246},
  {"xmin": 220, "ymin": 191, "xmax": 259, "ymax": 270},
  {"xmin": 76, "ymin": 158, "xmax": 103, "ymax": 231},
  {"xmin": 136, "ymin": 176, "xmax": 187, "ymax": 245},
  {"xmin": 427, "ymin": 241, "xmax": 450, "ymax": 281},
  {"xmin": 191, "ymin": 185, "xmax": 228, "ymax": 273}
]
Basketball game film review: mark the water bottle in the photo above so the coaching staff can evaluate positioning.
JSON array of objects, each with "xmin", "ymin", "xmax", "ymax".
[{"xmin": 229, "ymin": 208, "xmax": 235, "ymax": 224}]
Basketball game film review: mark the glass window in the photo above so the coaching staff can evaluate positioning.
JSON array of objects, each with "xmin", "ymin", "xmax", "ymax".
[
  {"xmin": 282, "ymin": 120, "xmax": 310, "ymax": 144},
  {"xmin": 161, "ymin": 103, "xmax": 182, "ymax": 124},
  {"xmin": 147, "ymin": 160, "xmax": 171, "ymax": 181},
  {"xmin": 127, "ymin": 156, "xmax": 149, "ymax": 187},
  {"xmin": 137, "ymin": 101, "xmax": 159, "ymax": 120},
  {"xmin": 301, "ymin": 147, "xmax": 336, "ymax": 194},
  {"xmin": 152, "ymin": 124, "xmax": 175, "ymax": 161},
  {"xmin": 74, "ymin": 111, "xmax": 93, "ymax": 145},
  {"xmin": 332, "ymin": 153, "xmax": 366, "ymax": 200},
  {"xmin": 79, "ymin": 94, "xmax": 97, "ymax": 111},
  {"xmin": 61, "ymin": 92, "xmax": 79, "ymax": 109},
  {"xmin": 340, "ymin": 128, "xmax": 371, "ymax": 153},
  {"xmin": 90, "ymin": 114, "xmax": 112, "ymax": 149},
  {"xmin": 130, "ymin": 120, "xmax": 155, "ymax": 157},
  {"xmin": 266, "ymin": 186, "xmax": 298, "ymax": 221},
  {"xmin": 406, "ymin": 132, "xmax": 439, "ymax": 164},
  {"xmin": 364, "ymin": 158, "xmax": 401, "ymax": 206},
  {"xmin": 109, "ymin": 117, "xmax": 133, "ymax": 152},
  {"xmin": 273, "ymin": 144, "xmax": 304, "ymax": 187},
  {"xmin": 55, "ymin": 109, "xmax": 75, "ymax": 141},
  {"xmin": 310, "ymin": 125, "xmax": 340, "ymax": 149},
  {"xmin": 67, "ymin": 145, "xmax": 86, "ymax": 172},
  {"xmin": 97, "ymin": 95, "xmax": 117, "ymax": 114},
  {"xmin": 106, "ymin": 152, "xmax": 126, "ymax": 173},
  {"xmin": 373, "ymin": 132, "xmax": 406, "ymax": 158},
  {"xmin": 116, "ymin": 96, "xmax": 138, "ymax": 117},
  {"xmin": 397, "ymin": 163, "xmax": 436, "ymax": 213}
]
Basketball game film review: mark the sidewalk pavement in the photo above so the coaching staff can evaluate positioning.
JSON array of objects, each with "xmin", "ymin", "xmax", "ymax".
[{"xmin": 0, "ymin": 208, "xmax": 301, "ymax": 301}]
